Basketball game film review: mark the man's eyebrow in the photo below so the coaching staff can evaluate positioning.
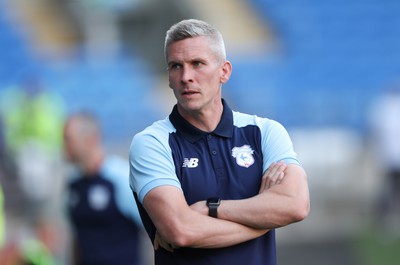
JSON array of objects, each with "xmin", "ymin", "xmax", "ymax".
[{"xmin": 167, "ymin": 60, "xmax": 180, "ymax": 65}]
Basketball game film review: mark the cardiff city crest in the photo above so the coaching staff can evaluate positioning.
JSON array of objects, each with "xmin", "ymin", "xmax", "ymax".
[{"xmin": 232, "ymin": 145, "xmax": 255, "ymax": 168}]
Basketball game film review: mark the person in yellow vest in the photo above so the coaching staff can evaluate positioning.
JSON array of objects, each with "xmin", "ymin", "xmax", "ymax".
[
  {"xmin": 0, "ymin": 185, "xmax": 4, "ymax": 248},
  {"xmin": 0, "ymin": 77, "xmax": 65, "ymax": 228},
  {"xmin": 0, "ymin": 236, "xmax": 57, "ymax": 265},
  {"xmin": 0, "ymin": 79, "xmax": 65, "ymax": 265},
  {"xmin": 0, "ymin": 79, "xmax": 64, "ymax": 154},
  {"xmin": 1, "ymin": 115, "xmax": 7, "ymax": 249}
]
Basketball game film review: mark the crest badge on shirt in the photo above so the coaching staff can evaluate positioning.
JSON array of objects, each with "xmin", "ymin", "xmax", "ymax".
[
  {"xmin": 232, "ymin": 145, "xmax": 255, "ymax": 168},
  {"xmin": 88, "ymin": 185, "xmax": 110, "ymax": 210}
]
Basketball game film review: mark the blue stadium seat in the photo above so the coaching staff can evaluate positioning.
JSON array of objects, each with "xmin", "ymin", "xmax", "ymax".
[{"xmin": 226, "ymin": 0, "xmax": 400, "ymax": 134}]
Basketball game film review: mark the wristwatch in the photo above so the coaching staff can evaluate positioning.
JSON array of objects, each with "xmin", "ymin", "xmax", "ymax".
[{"xmin": 206, "ymin": 197, "xmax": 221, "ymax": 218}]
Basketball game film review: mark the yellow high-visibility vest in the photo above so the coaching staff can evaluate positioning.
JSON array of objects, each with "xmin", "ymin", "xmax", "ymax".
[{"xmin": 0, "ymin": 186, "xmax": 4, "ymax": 248}]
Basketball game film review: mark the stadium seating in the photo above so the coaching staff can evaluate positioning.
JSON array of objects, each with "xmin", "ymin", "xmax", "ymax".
[
  {"xmin": 2, "ymin": 0, "xmax": 400, "ymax": 139},
  {"xmin": 225, "ymin": 0, "xmax": 400, "ymax": 134},
  {"xmin": 0, "ymin": 12, "xmax": 161, "ymax": 143}
]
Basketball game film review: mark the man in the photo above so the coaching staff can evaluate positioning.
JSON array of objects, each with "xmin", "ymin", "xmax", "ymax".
[
  {"xmin": 369, "ymin": 86, "xmax": 400, "ymax": 233},
  {"xmin": 64, "ymin": 112, "xmax": 144, "ymax": 265},
  {"xmin": 129, "ymin": 19, "xmax": 310, "ymax": 265}
]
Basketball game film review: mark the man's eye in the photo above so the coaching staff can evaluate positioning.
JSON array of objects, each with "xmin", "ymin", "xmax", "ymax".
[
  {"xmin": 193, "ymin": 61, "xmax": 202, "ymax": 67},
  {"xmin": 169, "ymin": 64, "xmax": 181, "ymax": 70}
]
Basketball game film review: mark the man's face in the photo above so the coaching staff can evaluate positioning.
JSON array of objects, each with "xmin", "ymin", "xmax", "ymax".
[
  {"xmin": 167, "ymin": 36, "xmax": 231, "ymax": 114},
  {"xmin": 63, "ymin": 120, "xmax": 86, "ymax": 164}
]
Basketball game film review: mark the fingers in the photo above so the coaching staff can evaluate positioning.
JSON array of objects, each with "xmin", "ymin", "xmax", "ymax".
[
  {"xmin": 162, "ymin": 243, "xmax": 175, "ymax": 252},
  {"xmin": 259, "ymin": 160, "xmax": 287, "ymax": 193},
  {"xmin": 154, "ymin": 231, "xmax": 176, "ymax": 252},
  {"xmin": 154, "ymin": 234, "xmax": 160, "ymax": 250},
  {"xmin": 271, "ymin": 161, "xmax": 286, "ymax": 186},
  {"xmin": 270, "ymin": 160, "xmax": 286, "ymax": 187}
]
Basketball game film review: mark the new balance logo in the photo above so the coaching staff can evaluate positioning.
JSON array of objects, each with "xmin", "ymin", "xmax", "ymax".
[{"xmin": 182, "ymin": 158, "xmax": 199, "ymax": 168}]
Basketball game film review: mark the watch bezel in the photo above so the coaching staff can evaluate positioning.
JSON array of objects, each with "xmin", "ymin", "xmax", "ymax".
[
  {"xmin": 207, "ymin": 197, "xmax": 221, "ymax": 218},
  {"xmin": 207, "ymin": 197, "xmax": 221, "ymax": 206}
]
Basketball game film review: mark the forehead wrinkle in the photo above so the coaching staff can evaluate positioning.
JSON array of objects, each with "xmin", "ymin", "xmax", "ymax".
[{"xmin": 168, "ymin": 36, "xmax": 216, "ymax": 60}]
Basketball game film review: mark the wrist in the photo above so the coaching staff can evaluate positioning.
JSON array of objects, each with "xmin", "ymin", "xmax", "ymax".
[{"xmin": 206, "ymin": 197, "xmax": 221, "ymax": 218}]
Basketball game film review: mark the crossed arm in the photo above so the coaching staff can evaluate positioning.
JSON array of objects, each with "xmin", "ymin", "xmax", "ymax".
[
  {"xmin": 192, "ymin": 163, "xmax": 310, "ymax": 229},
  {"xmin": 142, "ymin": 161, "xmax": 310, "ymax": 250}
]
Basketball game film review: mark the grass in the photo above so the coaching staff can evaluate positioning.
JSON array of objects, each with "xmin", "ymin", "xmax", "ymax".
[{"xmin": 355, "ymin": 225, "xmax": 400, "ymax": 265}]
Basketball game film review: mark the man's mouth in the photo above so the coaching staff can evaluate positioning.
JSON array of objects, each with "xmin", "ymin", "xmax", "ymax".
[{"xmin": 182, "ymin": 90, "xmax": 198, "ymax": 95}]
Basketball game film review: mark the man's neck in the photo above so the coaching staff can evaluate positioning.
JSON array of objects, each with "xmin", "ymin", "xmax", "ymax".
[
  {"xmin": 181, "ymin": 106, "xmax": 222, "ymax": 132},
  {"xmin": 83, "ymin": 149, "xmax": 105, "ymax": 176},
  {"xmin": 178, "ymin": 102, "xmax": 223, "ymax": 132}
]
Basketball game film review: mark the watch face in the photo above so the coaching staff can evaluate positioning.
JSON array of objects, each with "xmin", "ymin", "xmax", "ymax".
[
  {"xmin": 207, "ymin": 197, "xmax": 220, "ymax": 205},
  {"xmin": 207, "ymin": 197, "xmax": 220, "ymax": 218}
]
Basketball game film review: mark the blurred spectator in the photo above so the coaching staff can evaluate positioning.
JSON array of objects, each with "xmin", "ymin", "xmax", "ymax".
[
  {"xmin": 0, "ymin": 185, "xmax": 4, "ymax": 248},
  {"xmin": 0, "ymin": 234, "xmax": 57, "ymax": 265},
  {"xmin": 0, "ymin": 116, "xmax": 6, "ymax": 248},
  {"xmin": 63, "ymin": 111, "xmax": 145, "ymax": 265},
  {"xmin": 369, "ymin": 84, "xmax": 400, "ymax": 234},
  {"xmin": 0, "ymin": 78, "xmax": 64, "ymax": 154},
  {"xmin": 0, "ymin": 77, "xmax": 65, "ymax": 220},
  {"xmin": 0, "ymin": 78, "xmax": 66, "ymax": 265},
  {"xmin": 0, "ymin": 114, "xmax": 57, "ymax": 265}
]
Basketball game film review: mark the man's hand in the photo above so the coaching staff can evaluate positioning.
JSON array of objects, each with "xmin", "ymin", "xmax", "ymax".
[
  {"xmin": 189, "ymin": 161, "xmax": 287, "ymax": 216},
  {"xmin": 259, "ymin": 160, "xmax": 287, "ymax": 193},
  {"xmin": 154, "ymin": 231, "xmax": 178, "ymax": 252}
]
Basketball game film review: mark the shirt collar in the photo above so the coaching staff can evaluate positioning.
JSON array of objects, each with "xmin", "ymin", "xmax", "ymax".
[{"xmin": 169, "ymin": 99, "xmax": 233, "ymax": 143}]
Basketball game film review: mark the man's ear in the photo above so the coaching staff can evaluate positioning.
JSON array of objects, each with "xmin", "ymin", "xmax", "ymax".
[{"xmin": 220, "ymin": 61, "xmax": 232, "ymax": 84}]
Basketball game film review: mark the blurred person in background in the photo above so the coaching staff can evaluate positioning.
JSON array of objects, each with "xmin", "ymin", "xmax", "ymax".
[
  {"xmin": 369, "ymin": 84, "xmax": 400, "ymax": 235},
  {"xmin": 0, "ymin": 77, "xmax": 65, "ymax": 224},
  {"xmin": 0, "ymin": 237, "xmax": 57, "ymax": 265},
  {"xmin": 0, "ymin": 116, "xmax": 6, "ymax": 248},
  {"xmin": 129, "ymin": 19, "xmax": 310, "ymax": 265},
  {"xmin": 0, "ymin": 185, "xmax": 4, "ymax": 248},
  {"xmin": 63, "ymin": 111, "xmax": 145, "ymax": 265},
  {"xmin": 0, "ymin": 109, "xmax": 57, "ymax": 265},
  {"xmin": 0, "ymin": 78, "xmax": 65, "ymax": 265}
]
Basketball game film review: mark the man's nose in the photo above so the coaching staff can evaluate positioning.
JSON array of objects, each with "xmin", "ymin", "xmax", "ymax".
[{"xmin": 181, "ymin": 67, "xmax": 194, "ymax": 83}]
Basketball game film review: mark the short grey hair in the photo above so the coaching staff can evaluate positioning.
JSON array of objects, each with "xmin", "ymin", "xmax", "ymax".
[
  {"xmin": 164, "ymin": 19, "xmax": 226, "ymax": 63},
  {"xmin": 69, "ymin": 111, "xmax": 101, "ymax": 137}
]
